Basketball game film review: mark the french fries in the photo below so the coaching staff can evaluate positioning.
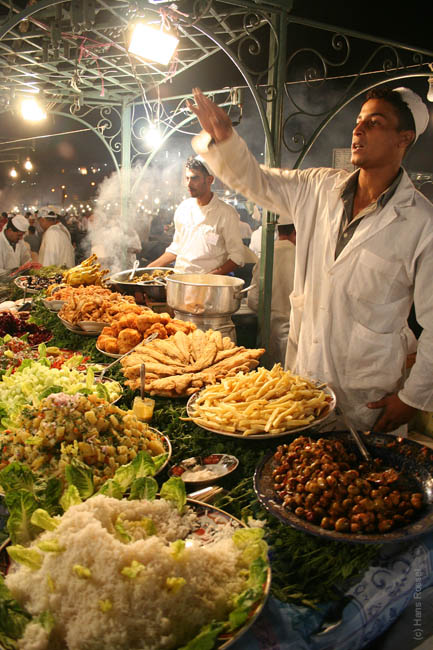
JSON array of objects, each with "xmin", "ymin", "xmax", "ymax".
[{"xmin": 187, "ymin": 364, "xmax": 333, "ymax": 436}]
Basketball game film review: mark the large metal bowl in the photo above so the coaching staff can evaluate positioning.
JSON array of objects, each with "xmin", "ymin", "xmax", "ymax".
[
  {"xmin": 108, "ymin": 267, "xmax": 174, "ymax": 304},
  {"xmin": 166, "ymin": 273, "xmax": 252, "ymax": 315}
]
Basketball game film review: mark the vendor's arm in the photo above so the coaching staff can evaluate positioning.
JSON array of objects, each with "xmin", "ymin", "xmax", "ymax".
[
  {"xmin": 210, "ymin": 259, "xmax": 238, "ymax": 275},
  {"xmin": 368, "ymin": 236, "xmax": 433, "ymax": 432},
  {"xmin": 189, "ymin": 88, "xmax": 295, "ymax": 221},
  {"xmin": 148, "ymin": 251, "xmax": 176, "ymax": 267}
]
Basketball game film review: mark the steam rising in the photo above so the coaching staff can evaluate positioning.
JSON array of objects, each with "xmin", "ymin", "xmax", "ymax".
[{"xmin": 84, "ymin": 152, "xmax": 188, "ymax": 273}]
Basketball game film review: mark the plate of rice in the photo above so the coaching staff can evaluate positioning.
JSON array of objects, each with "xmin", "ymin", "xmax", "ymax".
[{"xmin": 5, "ymin": 492, "xmax": 270, "ymax": 650}]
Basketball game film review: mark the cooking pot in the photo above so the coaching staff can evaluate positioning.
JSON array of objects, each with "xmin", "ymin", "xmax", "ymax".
[
  {"xmin": 166, "ymin": 273, "xmax": 255, "ymax": 315},
  {"xmin": 108, "ymin": 267, "xmax": 174, "ymax": 305}
]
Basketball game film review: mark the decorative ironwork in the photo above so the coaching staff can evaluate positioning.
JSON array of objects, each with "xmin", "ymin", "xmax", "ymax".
[{"xmin": 281, "ymin": 26, "xmax": 432, "ymax": 161}]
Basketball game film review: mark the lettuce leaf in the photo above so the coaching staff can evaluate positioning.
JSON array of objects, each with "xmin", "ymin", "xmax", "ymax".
[
  {"xmin": 59, "ymin": 485, "xmax": 82, "ymax": 511},
  {"xmin": 30, "ymin": 509, "xmax": 59, "ymax": 532},
  {"xmin": 7, "ymin": 545, "xmax": 43, "ymax": 571},
  {"xmin": 160, "ymin": 477, "xmax": 186, "ymax": 514},
  {"xmin": 178, "ymin": 621, "xmax": 225, "ymax": 650},
  {"xmin": 0, "ymin": 576, "xmax": 31, "ymax": 649},
  {"xmin": 96, "ymin": 479, "xmax": 123, "ymax": 499},
  {"xmin": 128, "ymin": 477, "xmax": 158, "ymax": 501},
  {"xmin": 5, "ymin": 490, "xmax": 40, "ymax": 545},
  {"xmin": 64, "ymin": 459, "xmax": 94, "ymax": 499},
  {"xmin": 0, "ymin": 463, "xmax": 35, "ymax": 495}
]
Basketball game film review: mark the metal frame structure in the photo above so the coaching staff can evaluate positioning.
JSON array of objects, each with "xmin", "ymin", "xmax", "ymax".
[{"xmin": 0, "ymin": 0, "xmax": 432, "ymax": 355}]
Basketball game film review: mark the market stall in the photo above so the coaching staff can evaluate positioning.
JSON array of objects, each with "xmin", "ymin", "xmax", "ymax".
[{"xmin": 0, "ymin": 264, "xmax": 433, "ymax": 650}]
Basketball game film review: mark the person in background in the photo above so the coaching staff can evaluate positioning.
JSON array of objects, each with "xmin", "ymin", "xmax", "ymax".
[
  {"xmin": 38, "ymin": 210, "xmax": 75, "ymax": 267},
  {"xmin": 248, "ymin": 224, "xmax": 296, "ymax": 366},
  {"xmin": 238, "ymin": 208, "xmax": 253, "ymax": 243},
  {"xmin": 0, "ymin": 212, "xmax": 9, "ymax": 232},
  {"xmin": 24, "ymin": 225, "xmax": 41, "ymax": 262},
  {"xmin": 148, "ymin": 156, "xmax": 244, "ymax": 274},
  {"xmin": 0, "ymin": 214, "xmax": 31, "ymax": 274},
  {"xmin": 189, "ymin": 85, "xmax": 433, "ymax": 435}
]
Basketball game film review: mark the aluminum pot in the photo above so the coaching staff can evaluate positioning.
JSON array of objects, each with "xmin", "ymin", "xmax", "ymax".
[
  {"xmin": 108, "ymin": 267, "xmax": 174, "ymax": 304},
  {"xmin": 166, "ymin": 273, "xmax": 255, "ymax": 315}
]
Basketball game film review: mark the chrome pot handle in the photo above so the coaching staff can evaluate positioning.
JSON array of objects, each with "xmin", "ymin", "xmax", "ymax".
[{"xmin": 236, "ymin": 283, "xmax": 256, "ymax": 297}]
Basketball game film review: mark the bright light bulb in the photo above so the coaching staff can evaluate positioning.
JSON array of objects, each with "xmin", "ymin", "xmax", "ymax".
[
  {"xmin": 128, "ymin": 23, "xmax": 179, "ymax": 66},
  {"xmin": 146, "ymin": 123, "xmax": 163, "ymax": 150},
  {"xmin": 10, "ymin": 168, "xmax": 18, "ymax": 178},
  {"xmin": 427, "ymin": 77, "xmax": 433, "ymax": 103},
  {"xmin": 20, "ymin": 98, "xmax": 46, "ymax": 121},
  {"xmin": 24, "ymin": 158, "xmax": 33, "ymax": 171}
]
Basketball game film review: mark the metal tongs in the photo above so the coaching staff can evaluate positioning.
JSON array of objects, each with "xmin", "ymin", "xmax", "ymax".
[
  {"xmin": 98, "ymin": 331, "xmax": 158, "ymax": 381},
  {"xmin": 128, "ymin": 260, "xmax": 140, "ymax": 281},
  {"xmin": 341, "ymin": 410, "xmax": 400, "ymax": 485}
]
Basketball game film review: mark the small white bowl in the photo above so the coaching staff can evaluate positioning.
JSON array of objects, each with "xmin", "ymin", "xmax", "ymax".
[
  {"xmin": 42, "ymin": 298, "xmax": 65, "ymax": 312},
  {"xmin": 78, "ymin": 321, "xmax": 107, "ymax": 334}
]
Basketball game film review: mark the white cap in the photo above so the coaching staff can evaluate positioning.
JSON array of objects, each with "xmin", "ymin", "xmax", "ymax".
[
  {"xmin": 394, "ymin": 87, "xmax": 430, "ymax": 141},
  {"xmin": 11, "ymin": 214, "xmax": 29, "ymax": 232}
]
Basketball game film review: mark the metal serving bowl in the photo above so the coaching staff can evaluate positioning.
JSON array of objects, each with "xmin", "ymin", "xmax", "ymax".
[{"xmin": 108, "ymin": 267, "xmax": 174, "ymax": 304}]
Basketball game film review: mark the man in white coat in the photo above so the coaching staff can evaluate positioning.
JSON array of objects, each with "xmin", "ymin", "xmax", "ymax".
[
  {"xmin": 38, "ymin": 211, "xmax": 75, "ymax": 268},
  {"xmin": 248, "ymin": 223, "xmax": 296, "ymax": 366},
  {"xmin": 148, "ymin": 156, "xmax": 244, "ymax": 274},
  {"xmin": 0, "ymin": 214, "xmax": 31, "ymax": 275},
  {"xmin": 188, "ymin": 86, "xmax": 433, "ymax": 435}
]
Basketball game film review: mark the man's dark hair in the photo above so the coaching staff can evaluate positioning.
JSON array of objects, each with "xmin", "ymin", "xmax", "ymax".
[
  {"xmin": 185, "ymin": 156, "xmax": 211, "ymax": 177},
  {"xmin": 278, "ymin": 224, "xmax": 296, "ymax": 237},
  {"xmin": 365, "ymin": 87, "xmax": 415, "ymax": 132},
  {"xmin": 1, "ymin": 212, "xmax": 8, "ymax": 218}
]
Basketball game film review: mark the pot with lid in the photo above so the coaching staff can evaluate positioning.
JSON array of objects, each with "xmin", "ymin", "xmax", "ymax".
[{"xmin": 166, "ymin": 273, "xmax": 254, "ymax": 316}]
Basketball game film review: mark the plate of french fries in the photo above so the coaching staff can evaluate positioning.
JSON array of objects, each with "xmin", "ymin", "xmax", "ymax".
[{"xmin": 186, "ymin": 364, "xmax": 336, "ymax": 438}]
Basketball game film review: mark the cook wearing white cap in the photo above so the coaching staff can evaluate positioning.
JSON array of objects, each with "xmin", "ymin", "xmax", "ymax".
[
  {"xmin": 0, "ymin": 214, "xmax": 31, "ymax": 275},
  {"xmin": 38, "ymin": 210, "xmax": 75, "ymax": 268},
  {"xmin": 190, "ymin": 84, "xmax": 433, "ymax": 436}
]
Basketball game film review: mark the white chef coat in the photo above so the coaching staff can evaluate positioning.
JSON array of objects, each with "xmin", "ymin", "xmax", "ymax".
[
  {"xmin": 166, "ymin": 194, "xmax": 245, "ymax": 273},
  {"xmin": 0, "ymin": 229, "xmax": 31, "ymax": 275},
  {"xmin": 193, "ymin": 130, "xmax": 433, "ymax": 430},
  {"xmin": 39, "ymin": 223, "xmax": 75, "ymax": 268},
  {"xmin": 248, "ymin": 239, "xmax": 295, "ymax": 366}
]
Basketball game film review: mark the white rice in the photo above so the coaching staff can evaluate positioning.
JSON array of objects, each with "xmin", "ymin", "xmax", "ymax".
[{"xmin": 6, "ymin": 495, "xmax": 250, "ymax": 650}]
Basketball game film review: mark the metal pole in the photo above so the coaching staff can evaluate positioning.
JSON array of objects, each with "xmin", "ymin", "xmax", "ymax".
[
  {"xmin": 120, "ymin": 100, "xmax": 132, "ymax": 268},
  {"xmin": 258, "ymin": 11, "xmax": 288, "ymax": 366}
]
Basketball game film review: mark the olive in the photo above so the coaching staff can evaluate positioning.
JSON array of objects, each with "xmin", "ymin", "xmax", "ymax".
[
  {"xmin": 378, "ymin": 519, "xmax": 393, "ymax": 533},
  {"xmin": 295, "ymin": 507, "xmax": 305, "ymax": 517},
  {"xmin": 347, "ymin": 484, "xmax": 360, "ymax": 496},
  {"xmin": 342, "ymin": 498, "xmax": 353, "ymax": 511},
  {"xmin": 326, "ymin": 475, "xmax": 337, "ymax": 488},
  {"xmin": 351, "ymin": 504, "xmax": 364, "ymax": 515},
  {"xmin": 403, "ymin": 509, "xmax": 415, "ymax": 519},
  {"xmin": 335, "ymin": 517, "xmax": 350, "ymax": 532},
  {"xmin": 305, "ymin": 480, "xmax": 321, "ymax": 494},
  {"xmin": 359, "ymin": 498, "xmax": 374, "ymax": 511},
  {"xmin": 411, "ymin": 494, "xmax": 423, "ymax": 510},
  {"xmin": 305, "ymin": 493, "xmax": 316, "ymax": 509},
  {"xmin": 329, "ymin": 501, "xmax": 345, "ymax": 517},
  {"xmin": 312, "ymin": 505, "xmax": 326, "ymax": 519},
  {"xmin": 350, "ymin": 522, "xmax": 361, "ymax": 533},
  {"xmin": 294, "ymin": 493, "xmax": 304, "ymax": 506},
  {"xmin": 296, "ymin": 484, "xmax": 305, "ymax": 494},
  {"xmin": 320, "ymin": 517, "xmax": 334, "ymax": 530},
  {"xmin": 372, "ymin": 497, "xmax": 385, "ymax": 512},
  {"xmin": 317, "ymin": 477, "xmax": 327, "ymax": 490},
  {"xmin": 305, "ymin": 510, "xmax": 316, "ymax": 522}
]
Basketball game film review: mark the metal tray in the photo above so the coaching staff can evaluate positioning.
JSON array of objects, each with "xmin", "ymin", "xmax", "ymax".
[
  {"xmin": 254, "ymin": 430, "xmax": 433, "ymax": 544},
  {"xmin": 186, "ymin": 384, "xmax": 336, "ymax": 440}
]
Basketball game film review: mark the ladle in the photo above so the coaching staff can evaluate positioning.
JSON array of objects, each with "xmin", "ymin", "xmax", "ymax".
[{"xmin": 128, "ymin": 259, "xmax": 140, "ymax": 281}]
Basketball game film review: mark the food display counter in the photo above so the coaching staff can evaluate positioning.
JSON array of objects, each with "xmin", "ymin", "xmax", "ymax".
[{"xmin": 0, "ymin": 266, "xmax": 432, "ymax": 650}]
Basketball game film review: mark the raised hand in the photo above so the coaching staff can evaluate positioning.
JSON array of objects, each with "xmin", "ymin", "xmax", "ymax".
[{"xmin": 187, "ymin": 87, "xmax": 233, "ymax": 143}]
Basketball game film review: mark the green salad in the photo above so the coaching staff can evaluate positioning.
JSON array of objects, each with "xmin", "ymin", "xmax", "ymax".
[{"xmin": 0, "ymin": 361, "xmax": 122, "ymax": 430}]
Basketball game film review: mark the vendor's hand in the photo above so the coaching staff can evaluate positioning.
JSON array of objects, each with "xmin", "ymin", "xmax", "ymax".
[
  {"xmin": 367, "ymin": 393, "xmax": 416, "ymax": 433},
  {"xmin": 186, "ymin": 87, "xmax": 233, "ymax": 142}
]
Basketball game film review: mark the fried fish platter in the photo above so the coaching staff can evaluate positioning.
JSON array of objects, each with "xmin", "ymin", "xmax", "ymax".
[{"xmin": 121, "ymin": 328, "xmax": 265, "ymax": 397}]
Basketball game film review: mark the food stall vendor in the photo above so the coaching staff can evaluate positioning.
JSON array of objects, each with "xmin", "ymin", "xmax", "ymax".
[
  {"xmin": 0, "ymin": 214, "xmax": 31, "ymax": 275},
  {"xmin": 189, "ymin": 85, "xmax": 433, "ymax": 435},
  {"xmin": 148, "ymin": 156, "xmax": 245, "ymax": 274}
]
